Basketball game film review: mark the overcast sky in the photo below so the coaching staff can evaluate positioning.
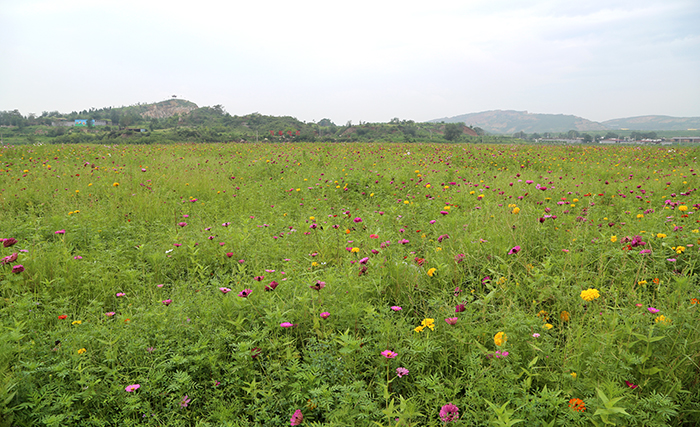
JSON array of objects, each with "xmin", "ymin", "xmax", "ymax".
[{"xmin": 2, "ymin": 0, "xmax": 698, "ymax": 124}]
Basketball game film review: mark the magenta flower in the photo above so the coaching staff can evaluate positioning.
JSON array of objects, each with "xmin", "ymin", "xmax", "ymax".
[
  {"xmin": 639, "ymin": 249, "xmax": 651, "ymax": 254},
  {"xmin": 359, "ymin": 257, "xmax": 369, "ymax": 264},
  {"xmin": 399, "ymin": 239, "xmax": 410, "ymax": 244},
  {"xmin": 177, "ymin": 222, "xmax": 187, "ymax": 227},
  {"xmin": 11, "ymin": 264, "xmax": 24, "ymax": 274},
  {"xmin": 391, "ymin": 306, "xmax": 402, "ymax": 311},
  {"xmin": 55, "ymin": 229, "xmax": 66, "ymax": 234},
  {"xmin": 174, "ymin": 243, "xmax": 182, "ymax": 247},
  {"xmin": 0, "ymin": 253, "xmax": 18, "ymax": 265},
  {"xmin": 162, "ymin": 299, "xmax": 172, "ymax": 306},
  {"xmin": 254, "ymin": 276, "xmax": 264, "ymax": 281},
  {"xmin": 73, "ymin": 256, "xmax": 82, "ymax": 260},
  {"xmin": 310, "ymin": 280, "xmax": 326, "ymax": 291},
  {"xmin": 647, "ymin": 307, "xmax": 660, "ymax": 314},
  {"xmin": 219, "ymin": 287, "xmax": 232, "ymax": 294},
  {"xmin": 454, "ymin": 253, "xmax": 465, "ymax": 263},
  {"xmin": 116, "ymin": 292, "xmax": 126, "ymax": 297},
  {"xmin": 381, "ymin": 350, "xmax": 397, "ymax": 359},
  {"xmin": 125, "ymin": 384, "xmax": 140, "ymax": 392},
  {"xmin": 290, "ymin": 409, "xmax": 303, "ymax": 426},
  {"xmin": 353, "ymin": 217, "xmax": 363, "ymax": 223},
  {"xmin": 320, "ymin": 312, "xmax": 330, "ymax": 319},
  {"xmin": 105, "ymin": 312, "xmax": 115, "ymax": 317},
  {"xmin": 445, "ymin": 317, "xmax": 458, "ymax": 325},
  {"xmin": 439, "ymin": 403, "xmax": 459, "ymax": 422},
  {"xmin": 3, "ymin": 238, "xmax": 17, "ymax": 247},
  {"xmin": 455, "ymin": 304, "xmax": 465, "ymax": 313},
  {"xmin": 226, "ymin": 252, "xmax": 234, "ymax": 257},
  {"xmin": 508, "ymin": 245, "xmax": 521, "ymax": 255},
  {"xmin": 396, "ymin": 367, "xmax": 409, "ymax": 378},
  {"xmin": 625, "ymin": 380, "xmax": 638, "ymax": 389},
  {"xmin": 180, "ymin": 395, "xmax": 191, "ymax": 408},
  {"xmin": 280, "ymin": 322, "xmax": 295, "ymax": 328},
  {"xmin": 238, "ymin": 289, "xmax": 252, "ymax": 298},
  {"xmin": 265, "ymin": 281, "xmax": 279, "ymax": 291}
]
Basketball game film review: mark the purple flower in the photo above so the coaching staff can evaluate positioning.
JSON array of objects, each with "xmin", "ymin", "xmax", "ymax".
[
  {"xmin": 55, "ymin": 229, "xmax": 66, "ymax": 234},
  {"xmin": 391, "ymin": 306, "xmax": 402, "ymax": 311},
  {"xmin": 180, "ymin": 395, "xmax": 191, "ymax": 408},
  {"xmin": 396, "ymin": 367, "xmax": 409, "ymax": 378},
  {"xmin": 320, "ymin": 312, "xmax": 330, "ymax": 319},
  {"xmin": 647, "ymin": 307, "xmax": 660, "ymax": 314},
  {"xmin": 11, "ymin": 264, "xmax": 24, "ymax": 274},
  {"xmin": 280, "ymin": 322, "xmax": 295, "ymax": 328},
  {"xmin": 125, "ymin": 384, "xmax": 141, "ymax": 392},
  {"xmin": 508, "ymin": 245, "xmax": 521, "ymax": 255},
  {"xmin": 455, "ymin": 304, "xmax": 465, "ymax": 313},
  {"xmin": 238, "ymin": 289, "xmax": 252, "ymax": 298},
  {"xmin": 381, "ymin": 350, "xmax": 397, "ymax": 359},
  {"xmin": 290, "ymin": 409, "xmax": 303, "ymax": 426},
  {"xmin": 439, "ymin": 403, "xmax": 460, "ymax": 423},
  {"xmin": 162, "ymin": 299, "xmax": 172, "ymax": 306},
  {"xmin": 219, "ymin": 287, "xmax": 232, "ymax": 294},
  {"xmin": 445, "ymin": 317, "xmax": 458, "ymax": 325},
  {"xmin": 3, "ymin": 238, "xmax": 17, "ymax": 247}
]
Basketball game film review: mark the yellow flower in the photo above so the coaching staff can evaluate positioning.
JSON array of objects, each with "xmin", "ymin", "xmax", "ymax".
[
  {"xmin": 494, "ymin": 331, "xmax": 507, "ymax": 346},
  {"xmin": 427, "ymin": 268, "xmax": 437, "ymax": 277},
  {"xmin": 351, "ymin": 247, "xmax": 360, "ymax": 253},
  {"xmin": 421, "ymin": 318, "xmax": 435, "ymax": 331},
  {"xmin": 638, "ymin": 280, "xmax": 647, "ymax": 285},
  {"xmin": 536, "ymin": 310, "xmax": 549, "ymax": 321},
  {"xmin": 655, "ymin": 315, "xmax": 672, "ymax": 325},
  {"xmin": 112, "ymin": 182, "xmax": 119, "ymax": 187},
  {"xmin": 571, "ymin": 372, "xmax": 577, "ymax": 379},
  {"xmin": 560, "ymin": 311, "xmax": 570, "ymax": 322},
  {"xmin": 77, "ymin": 348, "xmax": 87, "ymax": 355},
  {"xmin": 512, "ymin": 207, "xmax": 520, "ymax": 214},
  {"xmin": 309, "ymin": 216, "xmax": 315, "ymax": 220},
  {"xmin": 656, "ymin": 233, "xmax": 667, "ymax": 239},
  {"xmin": 403, "ymin": 200, "xmax": 410, "ymax": 204},
  {"xmin": 610, "ymin": 235, "xmax": 617, "ymax": 243},
  {"xmin": 637, "ymin": 214, "xmax": 644, "ymax": 219},
  {"xmin": 414, "ymin": 325, "xmax": 425, "ymax": 333},
  {"xmin": 72, "ymin": 320, "xmax": 82, "ymax": 325},
  {"xmin": 580, "ymin": 288, "xmax": 600, "ymax": 302},
  {"xmin": 679, "ymin": 205, "xmax": 688, "ymax": 212},
  {"xmin": 311, "ymin": 261, "xmax": 319, "ymax": 267},
  {"xmin": 544, "ymin": 323, "xmax": 554, "ymax": 330}
]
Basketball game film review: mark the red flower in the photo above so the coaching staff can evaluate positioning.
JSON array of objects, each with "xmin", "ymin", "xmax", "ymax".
[{"xmin": 58, "ymin": 315, "xmax": 67, "ymax": 320}]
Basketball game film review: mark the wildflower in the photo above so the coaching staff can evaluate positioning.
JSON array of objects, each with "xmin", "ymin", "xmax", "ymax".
[
  {"xmin": 251, "ymin": 347, "xmax": 262, "ymax": 359},
  {"xmin": 692, "ymin": 298, "xmax": 699, "ymax": 304},
  {"xmin": 113, "ymin": 182, "xmax": 119, "ymax": 187},
  {"xmin": 11, "ymin": 264, "xmax": 24, "ymax": 274},
  {"xmin": 178, "ymin": 222, "xmax": 187, "ymax": 227},
  {"xmin": 320, "ymin": 312, "xmax": 330, "ymax": 319},
  {"xmin": 512, "ymin": 207, "xmax": 520, "ymax": 214},
  {"xmin": 180, "ymin": 395, "xmax": 191, "ymax": 408},
  {"xmin": 116, "ymin": 292, "xmax": 126, "ymax": 297},
  {"xmin": 55, "ymin": 229, "xmax": 66, "ymax": 234},
  {"xmin": 72, "ymin": 320, "xmax": 82, "ymax": 325},
  {"xmin": 290, "ymin": 409, "xmax": 304, "ymax": 426},
  {"xmin": 655, "ymin": 315, "xmax": 671, "ymax": 324},
  {"xmin": 439, "ymin": 403, "xmax": 460, "ymax": 423},
  {"xmin": 427, "ymin": 267, "xmax": 437, "ymax": 277},
  {"xmin": 265, "ymin": 281, "xmax": 278, "ymax": 291},
  {"xmin": 445, "ymin": 317, "xmax": 458, "ymax": 325},
  {"xmin": 396, "ymin": 367, "xmax": 409, "ymax": 378},
  {"xmin": 3, "ymin": 238, "xmax": 17, "ymax": 247},
  {"xmin": 647, "ymin": 307, "xmax": 659, "ymax": 314},
  {"xmin": 0, "ymin": 253, "xmax": 17, "ymax": 265},
  {"xmin": 359, "ymin": 257, "xmax": 369, "ymax": 264},
  {"xmin": 570, "ymin": 372, "xmax": 577, "ymax": 379},
  {"xmin": 569, "ymin": 398, "xmax": 586, "ymax": 412},
  {"xmin": 454, "ymin": 253, "xmax": 465, "ymax": 263},
  {"xmin": 226, "ymin": 252, "xmax": 234, "ymax": 258},
  {"xmin": 125, "ymin": 384, "xmax": 141, "ymax": 392},
  {"xmin": 58, "ymin": 315, "xmax": 67, "ymax": 320},
  {"xmin": 353, "ymin": 217, "xmax": 363, "ymax": 223},
  {"xmin": 455, "ymin": 304, "xmax": 465, "ymax": 313},
  {"xmin": 219, "ymin": 287, "xmax": 232, "ymax": 294},
  {"xmin": 638, "ymin": 280, "xmax": 647, "ymax": 285},
  {"xmin": 381, "ymin": 350, "xmax": 398, "ymax": 359},
  {"xmin": 544, "ymin": 323, "xmax": 553, "ymax": 330},
  {"xmin": 532, "ymin": 333, "xmax": 540, "ymax": 338},
  {"xmin": 105, "ymin": 312, "xmax": 115, "ymax": 317},
  {"xmin": 536, "ymin": 310, "xmax": 549, "ymax": 320},
  {"xmin": 280, "ymin": 322, "xmax": 295, "ymax": 328},
  {"xmin": 310, "ymin": 281, "xmax": 325, "ymax": 291},
  {"xmin": 560, "ymin": 311, "xmax": 570, "ymax": 322},
  {"xmin": 421, "ymin": 318, "xmax": 435, "ymax": 331},
  {"xmin": 580, "ymin": 288, "xmax": 600, "ymax": 302},
  {"xmin": 657, "ymin": 233, "xmax": 667, "ymax": 238},
  {"xmin": 494, "ymin": 331, "xmax": 507, "ymax": 346},
  {"xmin": 77, "ymin": 348, "xmax": 86, "ymax": 354},
  {"xmin": 73, "ymin": 256, "xmax": 82, "ymax": 260},
  {"xmin": 162, "ymin": 299, "xmax": 172, "ymax": 306},
  {"xmin": 625, "ymin": 380, "xmax": 638, "ymax": 389},
  {"xmin": 237, "ymin": 289, "xmax": 252, "ymax": 298},
  {"xmin": 254, "ymin": 275, "xmax": 264, "ymax": 281},
  {"xmin": 508, "ymin": 245, "xmax": 521, "ymax": 255},
  {"xmin": 391, "ymin": 306, "xmax": 402, "ymax": 311},
  {"xmin": 414, "ymin": 325, "xmax": 425, "ymax": 332},
  {"xmin": 679, "ymin": 205, "xmax": 688, "ymax": 212}
]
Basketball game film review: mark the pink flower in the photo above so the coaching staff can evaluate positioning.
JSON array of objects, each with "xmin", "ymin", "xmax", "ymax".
[
  {"xmin": 265, "ymin": 281, "xmax": 279, "ymax": 291},
  {"xmin": 353, "ymin": 217, "xmax": 363, "ymax": 223},
  {"xmin": 381, "ymin": 350, "xmax": 397, "ymax": 359},
  {"xmin": 455, "ymin": 304, "xmax": 465, "ymax": 313},
  {"xmin": 162, "ymin": 299, "xmax": 172, "ymax": 306},
  {"xmin": 320, "ymin": 312, "xmax": 330, "ymax": 319},
  {"xmin": 219, "ymin": 287, "xmax": 231, "ymax": 294},
  {"xmin": 125, "ymin": 384, "xmax": 141, "ymax": 392},
  {"xmin": 55, "ymin": 229, "xmax": 66, "ymax": 234},
  {"xmin": 0, "ymin": 253, "xmax": 17, "ymax": 265},
  {"xmin": 310, "ymin": 281, "xmax": 325, "ymax": 291},
  {"xmin": 3, "ymin": 238, "xmax": 17, "ymax": 247},
  {"xmin": 625, "ymin": 380, "xmax": 638, "ymax": 389},
  {"xmin": 391, "ymin": 306, "xmax": 402, "ymax": 311},
  {"xmin": 226, "ymin": 252, "xmax": 234, "ymax": 257},
  {"xmin": 105, "ymin": 312, "xmax": 115, "ymax": 317},
  {"xmin": 359, "ymin": 257, "xmax": 369, "ymax": 264},
  {"xmin": 396, "ymin": 367, "xmax": 409, "ymax": 378},
  {"xmin": 157, "ymin": 284, "xmax": 164, "ymax": 288},
  {"xmin": 508, "ymin": 245, "xmax": 521, "ymax": 255},
  {"xmin": 370, "ymin": 234, "xmax": 379, "ymax": 239},
  {"xmin": 238, "ymin": 289, "xmax": 252, "ymax": 298},
  {"xmin": 290, "ymin": 409, "xmax": 303, "ymax": 426},
  {"xmin": 177, "ymin": 222, "xmax": 187, "ymax": 227},
  {"xmin": 280, "ymin": 322, "xmax": 295, "ymax": 328},
  {"xmin": 439, "ymin": 403, "xmax": 459, "ymax": 422},
  {"xmin": 116, "ymin": 292, "xmax": 126, "ymax": 297},
  {"xmin": 647, "ymin": 307, "xmax": 660, "ymax": 314},
  {"xmin": 445, "ymin": 317, "xmax": 458, "ymax": 325},
  {"xmin": 11, "ymin": 264, "xmax": 24, "ymax": 274},
  {"xmin": 440, "ymin": 210, "xmax": 448, "ymax": 215},
  {"xmin": 254, "ymin": 276, "xmax": 264, "ymax": 281}
]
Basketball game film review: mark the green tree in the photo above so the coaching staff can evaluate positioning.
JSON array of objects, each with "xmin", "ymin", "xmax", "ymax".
[{"xmin": 443, "ymin": 123, "xmax": 463, "ymax": 141}]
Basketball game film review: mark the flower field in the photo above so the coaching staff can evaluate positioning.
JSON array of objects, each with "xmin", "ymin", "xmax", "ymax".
[{"xmin": 1, "ymin": 142, "xmax": 699, "ymax": 426}]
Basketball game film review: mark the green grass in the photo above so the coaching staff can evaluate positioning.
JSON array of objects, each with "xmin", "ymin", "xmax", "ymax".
[{"xmin": 1, "ymin": 142, "xmax": 699, "ymax": 426}]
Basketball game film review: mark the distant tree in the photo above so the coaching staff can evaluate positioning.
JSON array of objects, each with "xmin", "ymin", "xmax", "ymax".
[
  {"xmin": 444, "ymin": 123, "xmax": 462, "ymax": 141},
  {"xmin": 604, "ymin": 132, "xmax": 618, "ymax": 139},
  {"xmin": 582, "ymin": 133, "xmax": 593, "ymax": 143},
  {"xmin": 530, "ymin": 133, "xmax": 541, "ymax": 140},
  {"xmin": 472, "ymin": 126, "xmax": 485, "ymax": 136},
  {"xmin": 318, "ymin": 118, "xmax": 335, "ymax": 127},
  {"xmin": 567, "ymin": 130, "xmax": 580, "ymax": 139},
  {"xmin": 513, "ymin": 131, "xmax": 527, "ymax": 139}
]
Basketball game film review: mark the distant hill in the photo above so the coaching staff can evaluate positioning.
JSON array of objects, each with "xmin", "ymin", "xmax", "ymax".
[
  {"xmin": 602, "ymin": 116, "xmax": 700, "ymax": 131},
  {"xmin": 116, "ymin": 99, "xmax": 199, "ymax": 119},
  {"xmin": 431, "ymin": 110, "xmax": 700, "ymax": 134},
  {"xmin": 430, "ymin": 110, "xmax": 607, "ymax": 134}
]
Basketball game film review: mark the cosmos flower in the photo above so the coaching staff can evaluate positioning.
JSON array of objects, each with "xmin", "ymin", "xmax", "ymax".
[
  {"xmin": 439, "ymin": 403, "xmax": 460, "ymax": 422},
  {"xmin": 381, "ymin": 350, "xmax": 397, "ymax": 359}
]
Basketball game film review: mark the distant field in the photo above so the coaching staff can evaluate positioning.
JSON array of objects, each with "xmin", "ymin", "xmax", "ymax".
[{"xmin": 1, "ymin": 142, "xmax": 699, "ymax": 426}]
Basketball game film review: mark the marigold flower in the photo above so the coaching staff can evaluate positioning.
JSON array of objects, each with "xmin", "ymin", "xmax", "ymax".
[
  {"xmin": 610, "ymin": 235, "xmax": 617, "ymax": 243},
  {"xmin": 512, "ymin": 207, "xmax": 520, "ymax": 214},
  {"xmin": 569, "ymin": 398, "xmax": 586, "ymax": 412},
  {"xmin": 427, "ymin": 267, "xmax": 437, "ymax": 277},
  {"xmin": 494, "ymin": 331, "xmax": 507, "ymax": 346},
  {"xmin": 560, "ymin": 311, "xmax": 570, "ymax": 322},
  {"xmin": 580, "ymin": 288, "xmax": 600, "ymax": 302},
  {"xmin": 544, "ymin": 323, "xmax": 553, "ymax": 330},
  {"xmin": 655, "ymin": 315, "xmax": 671, "ymax": 325},
  {"xmin": 570, "ymin": 372, "xmax": 577, "ymax": 379},
  {"xmin": 414, "ymin": 325, "xmax": 425, "ymax": 333},
  {"xmin": 72, "ymin": 320, "xmax": 82, "ymax": 325},
  {"xmin": 421, "ymin": 318, "xmax": 435, "ymax": 331},
  {"xmin": 77, "ymin": 348, "xmax": 87, "ymax": 354}
]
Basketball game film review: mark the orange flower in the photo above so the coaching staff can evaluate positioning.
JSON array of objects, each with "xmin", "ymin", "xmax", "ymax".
[
  {"xmin": 691, "ymin": 298, "xmax": 699, "ymax": 305},
  {"xmin": 569, "ymin": 398, "xmax": 586, "ymax": 412},
  {"xmin": 560, "ymin": 311, "xmax": 570, "ymax": 322},
  {"xmin": 653, "ymin": 278, "xmax": 660, "ymax": 285}
]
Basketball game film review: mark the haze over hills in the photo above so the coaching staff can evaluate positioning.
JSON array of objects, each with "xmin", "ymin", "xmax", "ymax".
[{"xmin": 431, "ymin": 110, "xmax": 700, "ymax": 134}]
